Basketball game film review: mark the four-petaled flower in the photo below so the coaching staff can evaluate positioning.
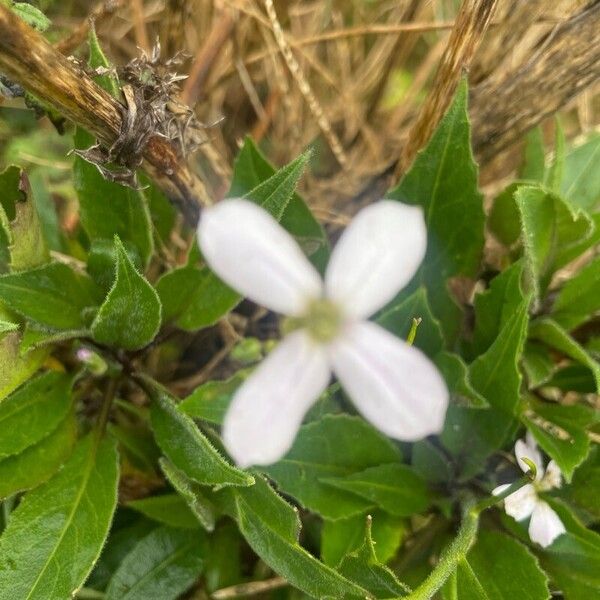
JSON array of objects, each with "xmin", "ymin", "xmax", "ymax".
[
  {"xmin": 197, "ymin": 198, "xmax": 449, "ymax": 467},
  {"xmin": 493, "ymin": 432, "xmax": 566, "ymax": 548}
]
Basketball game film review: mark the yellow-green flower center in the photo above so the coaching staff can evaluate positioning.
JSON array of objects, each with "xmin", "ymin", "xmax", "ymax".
[{"xmin": 282, "ymin": 299, "xmax": 344, "ymax": 343}]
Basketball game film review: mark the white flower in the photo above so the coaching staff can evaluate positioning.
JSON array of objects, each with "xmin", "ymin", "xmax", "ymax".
[
  {"xmin": 493, "ymin": 432, "xmax": 566, "ymax": 548},
  {"xmin": 197, "ymin": 198, "xmax": 449, "ymax": 467}
]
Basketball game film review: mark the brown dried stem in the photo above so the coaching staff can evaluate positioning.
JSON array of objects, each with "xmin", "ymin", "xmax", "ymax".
[
  {"xmin": 396, "ymin": 0, "xmax": 499, "ymax": 178},
  {"xmin": 0, "ymin": 4, "xmax": 210, "ymax": 225},
  {"xmin": 471, "ymin": 1, "xmax": 600, "ymax": 163}
]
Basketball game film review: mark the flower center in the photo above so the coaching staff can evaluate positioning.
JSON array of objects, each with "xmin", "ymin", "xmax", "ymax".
[{"xmin": 282, "ymin": 299, "xmax": 344, "ymax": 343}]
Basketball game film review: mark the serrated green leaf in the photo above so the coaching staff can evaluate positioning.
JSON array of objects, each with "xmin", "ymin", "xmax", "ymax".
[
  {"xmin": 146, "ymin": 379, "xmax": 253, "ymax": 488},
  {"xmin": 523, "ymin": 399, "xmax": 598, "ymax": 482},
  {"xmin": 322, "ymin": 463, "xmax": 430, "ymax": 517},
  {"xmin": 215, "ymin": 476, "xmax": 368, "ymax": 599},
  {"xmin": 321, "ymin": 510, "xmax": 405, "ymax": 567},
  {"xmin": 529, "ymin": 318, "xmax": 600, "ymax": 392},
  {"xmin": 0, "ymin": 166, "xmax": 48, "ymax": 272},
  {"xmin": 442, "ymin": 530, "xmax": 549, "ymax": 600},
  {"xmin": 263, "ymin": 415, "xmax": 402, "ymax": 519},
  {"xmin": 105, "ymin": 526, "xmax": 206, "ymax": 600},
  {"xmin": 0, "ymin": 371, "xmax": 72, "ymax": 459},
  {"xmin": 552, "ymin": 256, "xmax": 600, "ymax": 330},
  {"xmin": 0, "ymin": 410, "xmax": 76, "ymax": 500},
  {"xmin": 387, "ymin": 78, "xmax": 484, "ymax": 341},
  {"xmin": 0, "ymin": 262, "xmax": 101, "ymax": 330},
  {"xmin": 126, "ymin": 494, "xmax": 201, "ymax": 530},
  {"xmin": 0, "ymin": 434, "xmax": 119, "ymax": 600},
  {"xmin": 91, "ymin": 237, "xmax": 161, "ymax": 351},
  {"xmin": 337, "ymin": 515, "xmax": 410, "ymax": 598},
  {"xmin": 159, "ymin": 458, "xmax": 216, "ymax": 532}
]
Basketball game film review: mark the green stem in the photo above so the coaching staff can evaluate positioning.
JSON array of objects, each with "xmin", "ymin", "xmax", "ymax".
[{"xmin": 403, "ymin": 503, "xmax": 479, "ymax": 600}]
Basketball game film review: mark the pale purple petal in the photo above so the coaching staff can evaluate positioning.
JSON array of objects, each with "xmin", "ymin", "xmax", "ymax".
[
  {"xmin": 529, "ymin": 501, "xmax": 566, "ymax": 548},
  {"xmin": 325, "ymin": 201, "xmax": 427, "ymax": 319},
  {"xmin": 503, "ymin": 484, "xmax": 537, "ymax": 521},
  {"xmin": 329, "ymin": 320, "xmax": 448, "ymax": 441},
  {"xmin": 198, "ymin": 199, "xmax": 323, "ymax": 315},
  {"xmin": 222, "ymin": 330, "xmax": 331, "ymax": 467}
]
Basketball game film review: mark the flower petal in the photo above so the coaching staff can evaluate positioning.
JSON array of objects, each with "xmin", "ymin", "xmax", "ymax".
[
  {"xmin": 222, "ymin": 330, "xmax": 331, "ymax": 467},
  {"xmin": 330, "ymin": 321, "xmax": 448, "ymax": 441},
  {"xmin": 325, "ymin": 201, "xmax": 427, "ymax": 319},
  {"xmin": 515, "ymin": 437, "xmax": 544, "ymax": 480},
  {"xmin": 198, "ymin": 199, "xmax": 323, "ymax": 315},
  {"xmin": 528, "ymin": 501, "xmax": 566, "ymax": 548},
  {"xmin": 541, "ymin": 460, "xmax": 563, "ymax": 490},
  {"xmin": 503, "ymin": 484, "xmax": 537, "ymax": 521}
]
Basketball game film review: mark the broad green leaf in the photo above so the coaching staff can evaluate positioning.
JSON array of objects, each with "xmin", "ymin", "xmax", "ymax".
[
  {"xmin": 73, "ymin": 33, "xmax": 153, "ymax": 267},
  {"xmin": 0, "ymin": 332, "xmax": 47, "ymax": 401},
  {"xmin": 538, "ymin": 499, "xmax": 600, "ymax": 599},
  {"xmin": 523, "ymin": 398, "xmax": 598, "ymax": 481},
  {"xmin": 411, "ymin": 439, "xmax": 452, "ymax": 484},
  {"xmin": 126, "ymin": 495, "xmax": 201, "ymax": 530},
  {"xmin": 529, "ymin": 318, "xmax": 600, "ymax": 392},
  {"xmin": 337, "ymin": 516, "xmax": 410, "ymax": 598},
  {"xmin": 157, "ymin": 149, "xmax": 320, "ymax": 331},
  {"xmin": 91, "ymin": 237, "xmax": 161, "ymax": 351},
  {"xmin": 0, "ymin": 410, "xmax": 76, "ymax": 499},
  {"xmin": 443, "ymin": 298, "xmax": 530, "ymax": 478},
  {"xmin": 552, "ymin": 256, "xmax": 600, "ymax": 330},
  {"xmin": 567, "ymin": 447, "xmax": 600, "ymax": 517},
  {"xmin": 435, "ymin": 351, "xmax": 488, "ymax": 408},
  {"xmin": 216, "ymin": 476, "xmax": 368, "ymax": 599},
  {"xmin": 147, "ymin": 379, "xmax": 253, "ymax": 488},
  {"xmin": 387, "ymin": 78, "xmax": 484, "ymax": 340},
  {"xmin": 545, "ymin": 119, "xmax": 565, "ymax": 192},
  {"xmin": 522, "ymin": 342, "xmax": 555, "ymax": 388},
  {"xmin": 7, "ymin": 1, "xmax": 50, "ymax": 30},
  {"xmin": 263, "ymin": 415, "xmax": 402, "ymax": 519},
  {"xmin": 488, "ymin": 182, "xmax": 522, "ymax": 246},
  {"xmin": 561, "ymin": 134, "xmax": 600, "ymax": 211},
  {"xmin": 0, "ymin": 166, "xmax": 48, "ymax": 271},
  {"xmin": 105, "ymin": 526, "xmax": 206, "ymax": 600},
  {"xmin": 0, "ymin": 371, "xmax": 72, "ymax": 459},
  {"xmin": 159, "ymin": 458, "xmax": 216, "ymax": 532},
  {"xmin": 321, "ymin": 511, "xmax": 406, "ymax": 567},
  {"xmin": 204, "ymin": 522, "xmax": 243, "ymax": 593},
  {"xmin": 0, "ymin": 435, "xmax": 119, "ymax": 600},
  {"xmin": 546, "ymin": 364, "xmax": 596, "ymax": 394},
  {"xmin": 442, "ymin": 530, "xmax": 549, "ymax": 600},
  {"xmin": 322, "ymin": 463, "xmax": 430, "ymax": 517},
  {"xmin": 140, "ymin": 174, "xmax": 177, "ymax": 246},
  {"xmin": 0, "ymin": 262, "xmax": 101, "ymax": 330},
  {"xmin": 178, "ymin": 369, "xmax": 250, "ymax": 425},
  {"xmin": 229, "ymin": 137, "xmax": 329, "ymax": 269},
  {"xmin": 520, "ymin": 127, "xmax": 545, "ymax": 182}
]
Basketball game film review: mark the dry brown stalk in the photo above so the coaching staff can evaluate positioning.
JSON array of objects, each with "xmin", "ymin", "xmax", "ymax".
[
  {"xmin": 396, "ymin": 0, "xmax": 499, "ymax": 178},
  {"xmin": 0, "ymin": 4, "xmax": 210, "ymax": 225},
  {"xmin": 130, "ymin": 0, "xmax": 151, "ymax": 53},
  {"xmin": 471, "ymin": 1, "xmax": 600, "ymax": 163}
]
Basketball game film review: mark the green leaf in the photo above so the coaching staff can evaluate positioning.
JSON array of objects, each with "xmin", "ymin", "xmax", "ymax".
[
  {"xmin": 337, "ymin": 515, "xmax": 410, "ymax": 598},
  {"xmin": 0, "ymin": 166, "xmax": 48, "ymax": 271},
  {"xmin": 159, "ymin": 458, "xmax": 216, "ymax": 532},
  {"xmin": 435, "ymin": 351, "xmax": 488, "ymax": 408},
  {"xmin": 322, "ymin": 463, "xmax": 430, "ymax": 517},
  {"xmin": 19, "ymin": 324, "xmax": 88, "ymax": 354},
  {"xmin": 0, "ymin": 332, "xmax": 47, "ymax": 401},
  {"xmin": 523, "ymin": 398, "xmax": 598, "ymax": 481},
  {"xmin": 229, "ymin": 137, "xmax": 329, "ymax": 269},
  {"xmin": 488, "ymin": 183, "xmax": 521, "ymax": 246},
  {"xmin": 411, "ymin": 439, "xmax": 452, "ymax": 484},
  {"xmin": 387, "ymin": 78, "xmax": 484, "ymax": 340},
  {"xmin": 560, "ymin": 133, "xmax": 600, "ymax": 211},
  {"xmin": 178, "ymin": 369, "xmax": 250, "ymax": 425},
  {"xmin": 552, "ymin": 256, "xmax": 600, "ymax": 330},
  {"xmin": 146, "ymin": 379, "xmax": 254, "ymax": 489},
  {"xmin": 6, "ymin": 1, "xmax": 50, "ymax": 30},
  {"xmin": 442, "ymin": 530, "xmax": 549, "ymax": 600},
  {"xmin": 0, "ymin": 320, "xmax": 17, "ymax": 334},
  {"xmin": 443, "ymin": 297, "xmax": 530, "ymax": 478},
  {"xmin": 567, "ymin": 447, "xmax": 600, "ymax": 517},
  {"xmin": 0, "ymin": 410, "xmax": 76, "ymax": 499},
  {"xmin": 126, "ymin": 495, "xmax": 201, "ymax": 530},
  {"xmin": 105, "ymin": 526, "xmax": 206, "ymax": 600},
  {"xmin": 0, "ymin": 435, "xmax": 119, "ymax": 600},
  {"xmin": 0, "ymin": 262, "xmax": 101, "ymax": 330},
  {"xmin": 544, "ymin": 119, "xmax": 565, "ymax": 192},
  {"xmin": 0, "ymin": 371, "xmax": 72, "ymax": 460},
  {"xmin": 91, "ymin": 237, "xmax": 161, "ymax": 351},
  {"xmin": 538, "ymin": 499, "xmax": 600, "ymax": 599},
  {"xmin": 216, "ymin": 476, "xmax": 368, "ymax": 599},
  {"xmin": 520, "ymin": 127, "xmax": 546, "ymax": 182},
  {"xmin": 529, "ymin": 318, "xmax": 600, "ymax": 392},
  {"xmin": 321, "ymin": 510, "xmax": 405, "ymax": 567},
  {"xmin": 522, "ymin": 342, "xmax": 555, "ymax": 389},
  {"xmin": 263, "ymin": 415, "xmax": 402, "ymax": 519}
]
